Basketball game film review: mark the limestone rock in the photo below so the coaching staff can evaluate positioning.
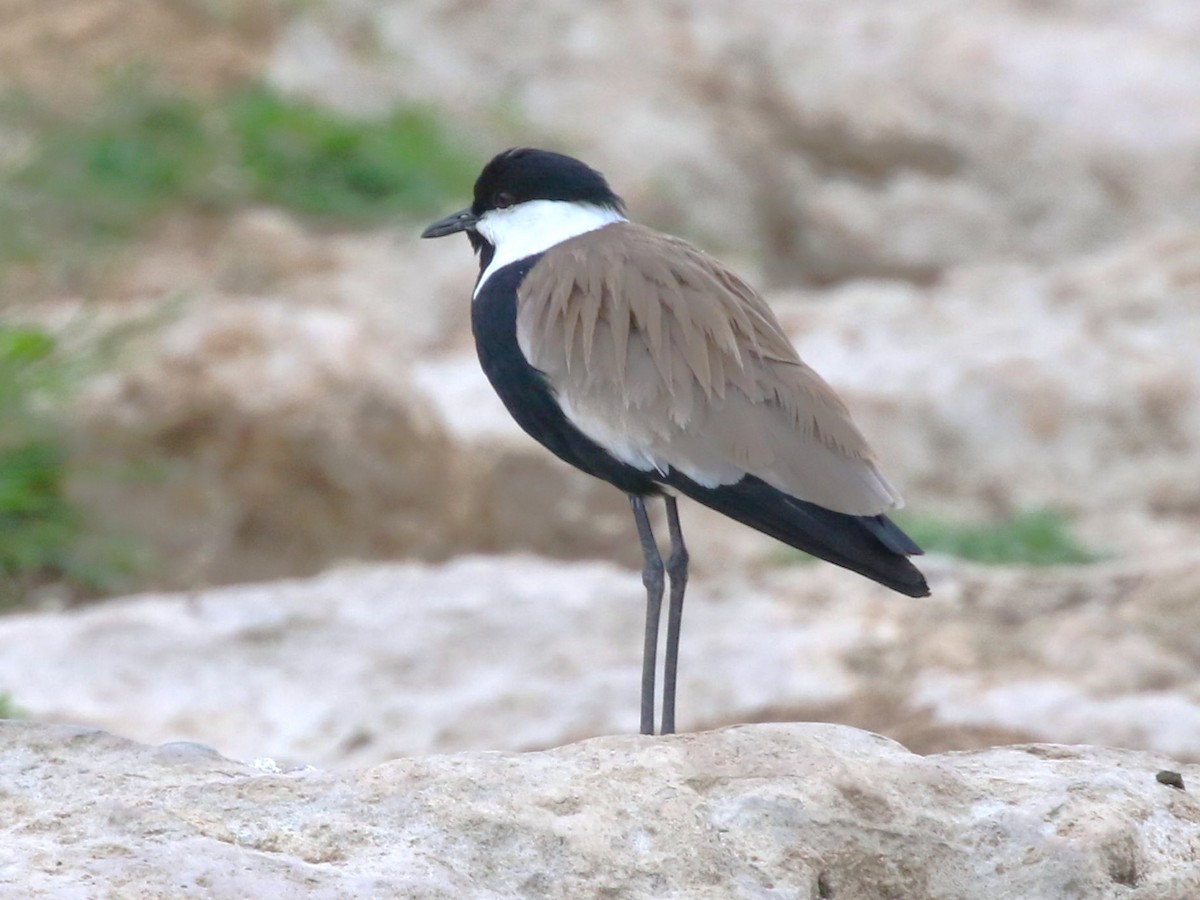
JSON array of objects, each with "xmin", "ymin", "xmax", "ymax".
[
  {"xmin": 71, "ymin": 299, "xmax": 475, "ymax": 589},
  {"xmin": 1, "ymin": 721, "xmax": 1197, "ymax": 898},
  {"xmin": 0, "ymin": 0, "xmax": 278, "ymax": 102},
  {"xmin": 65, "ymin": 294, "xmax": 643, "ymax": 591},
  {"xmin": 269, "ymin": 0, "xmax": 1200, "ymax": 283},
  {"xmin": 776, "ymin": 228, "xmax": 1200, "ymax": 547},
  {"xmin": 412, "ymin": 356, "xmax": 645, "ymax": 568},
  {"xmin": 2, "ymin": 555, "xmax": 1199, "ymax": 770}
]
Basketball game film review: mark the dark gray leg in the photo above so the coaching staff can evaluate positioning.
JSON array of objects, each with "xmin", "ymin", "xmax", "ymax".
[
  {"xmin": 629, "ymin": 494, "xmax": 664, "ymax": 736},
  {"xmin": 662, "ymin": 495, "xmax": 689, "ymax": 735}
]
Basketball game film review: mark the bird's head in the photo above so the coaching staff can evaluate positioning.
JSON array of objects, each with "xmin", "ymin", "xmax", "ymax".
[{"xmin": 421, "ymin": 148, "xmax": 626, "ymax": 263}]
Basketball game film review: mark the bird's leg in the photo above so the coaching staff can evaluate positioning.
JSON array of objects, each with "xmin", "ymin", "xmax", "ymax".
[
  {"xmin": 662, "ymin": 495, "xmax": 689, "ymax": 735},
  {"xmin": 629, "ymin": 494, "xmax": 664, "ymax": 736}
]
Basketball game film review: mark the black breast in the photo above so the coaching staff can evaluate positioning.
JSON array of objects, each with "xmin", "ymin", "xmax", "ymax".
[{"xmin": 471, "ymin": 257, "xmax": 660, "ymax": 496}]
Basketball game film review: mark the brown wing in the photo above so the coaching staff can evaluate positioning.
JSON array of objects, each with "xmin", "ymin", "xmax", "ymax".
[{"xmin": 515, "ymin": 222, "xmax": 903, "ymax": 515}]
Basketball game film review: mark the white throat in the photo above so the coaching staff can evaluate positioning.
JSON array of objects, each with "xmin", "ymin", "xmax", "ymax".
[{"xmin": 473, "ymin": 200, "xmax": 626, "ymax": 298}]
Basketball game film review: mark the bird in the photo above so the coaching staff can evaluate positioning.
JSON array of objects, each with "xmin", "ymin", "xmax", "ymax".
[{"xmin": 422, "ymin": 148, "xmax": 928, "ymax": 737}]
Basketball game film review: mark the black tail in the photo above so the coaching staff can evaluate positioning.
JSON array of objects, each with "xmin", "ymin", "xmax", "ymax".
[{"xmin": 664, "ymin": 474, "xmax": 929, "ymax": 598}]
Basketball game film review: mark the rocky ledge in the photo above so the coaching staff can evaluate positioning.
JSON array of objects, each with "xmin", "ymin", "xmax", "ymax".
[{"xmin": 2, "ymin": 721, "xmax": 1197, "ymax": 899}]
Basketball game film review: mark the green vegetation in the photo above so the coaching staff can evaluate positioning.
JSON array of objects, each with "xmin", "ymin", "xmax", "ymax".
[
  {"xmin": 229, "ymin": 88, "xmax": 477, "ymax": 219},
  {"xmin": 775, "ymin": 507, "xmax": 1099, "ymax": 568},
  {"xmin": 896, "ymin": 508, "xmax": 1099, "ymax": 566},
  {"xmin": 0, "ymin": 691, "xmax": 25, "ymax": 719},
  {"xmin": 0, "ymin": 82, "xmax": 478, "ymax": 291},
  {"xmin": 0, "ymin": 81, "xmax": 480, "ymax": 602},
  {"xmin": 11, "ymin": 92, "xmax": 215, "ymax": 241},
  {"xmin": 0, "ymin": 325, "xmax": 136, "ymax": 607}
]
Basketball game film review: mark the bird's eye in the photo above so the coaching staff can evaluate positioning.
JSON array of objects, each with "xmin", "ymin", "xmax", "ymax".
[{"xmin": 495, "ymin": 192, "xmax": 515, "ymax": 209}]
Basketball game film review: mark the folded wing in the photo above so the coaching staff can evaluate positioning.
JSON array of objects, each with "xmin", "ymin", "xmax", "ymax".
[{"xmin": 516, "ymin": 222, "xmax": 903, "ymax": 516}]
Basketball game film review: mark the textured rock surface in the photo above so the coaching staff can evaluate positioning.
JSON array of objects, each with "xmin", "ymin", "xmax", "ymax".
[
  {"xmin": 270, "ymin": 0, "xmax": 1200, "ymax": 282},
  {"xmin": 2, "ymin": 555, "xmax": 1199, "ymax": 768},
  {"xmin": 2, "ymin": 721, "xmax": 1197, "ymax": 899},
  {"xmin": 778, "ymin": 228, "xmax": 1200, "ymax": 532},
  {"xmin": 71, "ymin": 298, "xmax": 475, "ymax": 588},
  {"xmin": 0, "ymin": 0, "xmax": 278, "ymax": 100}
]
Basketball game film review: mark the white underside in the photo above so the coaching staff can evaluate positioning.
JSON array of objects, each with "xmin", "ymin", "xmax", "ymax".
[
  {"xmin": 561, "ymin": 390, "xmax": 902, "ymax": 512},
  {"xmin": 557, "ymin": 395, "xmax": 671, "ymax": 477},
  {"xmin": 473, "ymin": 200, "xmax": 626, "ymax": 298}
]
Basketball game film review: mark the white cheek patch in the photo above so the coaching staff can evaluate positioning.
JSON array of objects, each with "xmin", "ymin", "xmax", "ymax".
[{"xmin": 474, "ymin": 200, "xmax": 626, "ymax": 298}]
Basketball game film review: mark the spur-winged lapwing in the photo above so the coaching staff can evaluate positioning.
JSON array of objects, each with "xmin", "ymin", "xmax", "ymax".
[{"xmin": 422, "ymin": 148, "xmax": 928, "ymax": 736}]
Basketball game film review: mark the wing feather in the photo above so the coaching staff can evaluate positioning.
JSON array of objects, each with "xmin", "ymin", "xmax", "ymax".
[{"xmin": 605, "ymin": 256, "xmax": 631, "ymax": 386}]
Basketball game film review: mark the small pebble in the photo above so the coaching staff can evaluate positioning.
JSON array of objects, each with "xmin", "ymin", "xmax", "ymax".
[{"xmin": 1155, "ymin": 770, "xmax": 1185, "ymax": 790}]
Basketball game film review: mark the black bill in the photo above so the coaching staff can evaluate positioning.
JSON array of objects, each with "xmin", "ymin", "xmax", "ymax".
[{"xmin": 421, "ymin": 208, "xmax": 479, "ymax": 239}]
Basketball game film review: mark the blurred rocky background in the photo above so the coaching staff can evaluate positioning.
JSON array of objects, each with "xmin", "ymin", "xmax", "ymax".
[{"xmin": 2, "ymin": 0, "xmax": 1200, "ymax": 770}]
